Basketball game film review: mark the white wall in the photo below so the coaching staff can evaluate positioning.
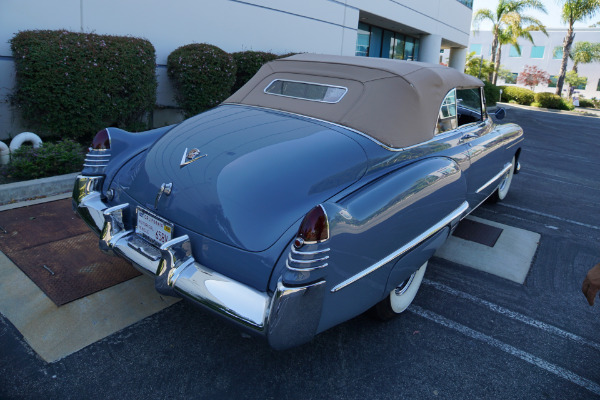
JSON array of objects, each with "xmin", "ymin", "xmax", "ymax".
[
  {"xmin": 0, "ymin": 0, "xmax": 473, "ymax": 140},
  {"xmin": 470, "ymin": 29, "xmax": 600, "ymax": 100}
]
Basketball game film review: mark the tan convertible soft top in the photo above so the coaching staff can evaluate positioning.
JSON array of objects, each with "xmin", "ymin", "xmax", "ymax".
[{"xmin": 224, "ymin": 54, "xmax": 483, "ymax": 149}]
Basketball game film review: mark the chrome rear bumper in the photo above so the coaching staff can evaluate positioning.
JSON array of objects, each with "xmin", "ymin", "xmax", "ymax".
[{"xmin": 73, "ymin": 175, "xmax": 325, "ymax": 349}]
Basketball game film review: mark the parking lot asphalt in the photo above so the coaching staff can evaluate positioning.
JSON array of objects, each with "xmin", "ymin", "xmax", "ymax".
[{"xmin": 1, "ymin": 105, "xmax": 599, "ymax": 399}]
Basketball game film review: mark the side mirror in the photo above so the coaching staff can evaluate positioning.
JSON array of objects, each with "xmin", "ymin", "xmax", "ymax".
[{"xmin": 494, "ymin": 108, "xmax": 506, "ymax": 120}]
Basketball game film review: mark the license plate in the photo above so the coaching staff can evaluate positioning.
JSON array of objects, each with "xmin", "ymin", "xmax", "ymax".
[{"xmin": 135, "ymin": 207, "xmax": 174, "ymax": 247}]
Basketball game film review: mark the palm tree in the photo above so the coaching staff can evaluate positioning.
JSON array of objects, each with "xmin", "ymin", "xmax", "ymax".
[
  {"xmin": 494, "ymin": 14, "xmax": 547, "ymax": 84},
  {"xmin": 555, "ymin": 0, "xmax": 600, "ymax": 96},
  {"xmin": 569, "ymin": 41, "xmax": 600, "ymax": 73},
  {"xmin": 473, "ymin": 0, "xmax": 547, "ymax": 83}
]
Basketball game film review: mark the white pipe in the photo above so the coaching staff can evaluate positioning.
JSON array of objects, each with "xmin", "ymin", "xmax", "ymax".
[
  {"xmin": 0, "ymin": 141, "xmax": 9, "ymax": 165},
  {"xmin": 9, "ymin": 132, "xmax": 43, "ymax": 152}
]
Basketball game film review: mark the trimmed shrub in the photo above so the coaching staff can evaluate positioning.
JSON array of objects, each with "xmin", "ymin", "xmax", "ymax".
[
  {"xmin": 1, "ymin": 139, "xmax": 85, "ymax": 181},
  {"xmin": 10, "ymin": 30, "xmax": 157, "ymax": 140},
  {"xmin": 534, "ymin": 92, "xmax": 574, "ymax": 110},
  {"xmin": 579, "ymin": 98, "xmax": 595, "ymax": 108},
  {"xmin": 231, "ymin": 51, "xmax": 277, "ymax": 92},
  {"xmin": 531, "ymin": 102, "xmax": 542, "ymax": 108},
  {"xmin": 500, "ymin": 86, "xmax": 535, "ymax": 105},
  {"xmin": 483, "ymin": 81, "xmax": 500, "ymax": 106},
  {"xmin": 167, "ymin": 43, "xmax": 236, "ymax": 117}
]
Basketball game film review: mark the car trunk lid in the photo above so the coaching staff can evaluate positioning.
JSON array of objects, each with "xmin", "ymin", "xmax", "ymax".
[{"xmin": 125, "ymin": 106, "xmax": 367, "ymax": 252}]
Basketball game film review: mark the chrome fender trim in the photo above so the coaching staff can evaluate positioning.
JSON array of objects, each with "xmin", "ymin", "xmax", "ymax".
[
  {"xmin": 330, "ymin": 201, "xmax": 469, "ymax": 293},
  {"xmin": 476, "ymin": 162, "xmax": 513, "ymax": 194}
]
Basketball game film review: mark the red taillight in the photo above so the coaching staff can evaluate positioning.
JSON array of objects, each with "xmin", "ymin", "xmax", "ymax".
[
  {"xmin": 91, "ymin": 128, "xmax": 110, "ymax": 150},
  {"xmin": 294, "ymin": 205, "xmax": 329, "ymax": 248}
]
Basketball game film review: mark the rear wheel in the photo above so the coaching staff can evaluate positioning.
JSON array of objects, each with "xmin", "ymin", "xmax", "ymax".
[
  {"xmin": 372, "ymin": 261, "xmax": 428, "ymax": 321},
  {"xmin": 490, "ymin": 156, "xmax": 515, "ymax": 203}
]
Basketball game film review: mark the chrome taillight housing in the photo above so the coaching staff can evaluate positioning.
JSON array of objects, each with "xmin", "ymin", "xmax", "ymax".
[
  {"xmin": 294, "ymin": 205, "xmax": 329, "ymax": 248},
  {"xmin": 91, "ymin": 128, "xmax": 111, "ymax": 150},
  {"xmin": 83, "ymin": 129, "xmax": 111, "ymax": 173}
]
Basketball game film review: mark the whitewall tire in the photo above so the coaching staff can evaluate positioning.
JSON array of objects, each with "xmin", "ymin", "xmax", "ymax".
[{"xmin": 373, "ymin": 261, "xmax": 428, "ymax": 320}]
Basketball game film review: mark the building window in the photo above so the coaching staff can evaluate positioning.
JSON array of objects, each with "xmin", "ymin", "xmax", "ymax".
[
  {"xmin": 548, "ymin": 75, "xmax": 558, "ymax": 88},
  {"xmin": 356, "ymin": 22, "xmax": 420, "ymax": 60},
  {"xmin": 530, "ymin": 46, "xmax": 545, "ymax": 58},
  {"xmin": 597, "ymin": 79, "xmax": 600, "ymax": 91},
  {"xmin": 356, "ymin": 23, "xmax": 371, "ymax": 57},
  {"xmin": 470, "ymin": 44, "xmax": 482, "ymax": 56},
  {"xmin": 509, "ymin": 45, "xmax": 521, "ymax": 57},
  {"xmin": 553, "ymin": 47, "xmax": 563, "ymax": 59},
  {"xmin": 456, "ymin": 0, "xmax": 473, "ymax": 8}
]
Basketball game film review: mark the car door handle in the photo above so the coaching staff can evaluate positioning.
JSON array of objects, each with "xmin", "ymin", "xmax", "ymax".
[{"xmin": 460, "ymin": 133, "xmax": 478, "ymax": 142}]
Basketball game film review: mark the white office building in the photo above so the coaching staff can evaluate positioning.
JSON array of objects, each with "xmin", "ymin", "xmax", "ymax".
[
  {"xmin": 0, "ymin": 0, "xmax": 475, "ymax": 139},
  {"xmin": 469, "ymin": 28, "xmax": 600, "ymax": 99}
]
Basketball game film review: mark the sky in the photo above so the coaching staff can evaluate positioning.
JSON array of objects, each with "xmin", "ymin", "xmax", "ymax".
[{"xmin": 471, "ymin": 0, "xmax": 599, "ymax": 30}]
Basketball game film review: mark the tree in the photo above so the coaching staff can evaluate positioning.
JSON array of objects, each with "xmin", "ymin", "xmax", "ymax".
[
  {"xmin": 464, "ymin": 51, "xmax": 495, "ymax": 79},
  {"xmin": 517, "ymin": 65, "xmax": 550, "ymax": 90},
  {"xmin": 569, "ymin": 41, "xmax": 600, "ymax": 73},
  {"xmin": 555, "ymin": 0, "xmax": 600, "ymax": 96},
  {"xmin": 565, "ymin": 70, "xmax": 588, "ymax": 95},
  {"xmin": 473, "ymin": 0, "xmax": 547, "ymax": 83}
]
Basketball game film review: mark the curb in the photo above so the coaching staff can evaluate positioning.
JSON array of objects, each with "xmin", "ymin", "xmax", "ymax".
[{"xmin": 0, "ymin": 172, "xmax": 79, "ymax": 205}]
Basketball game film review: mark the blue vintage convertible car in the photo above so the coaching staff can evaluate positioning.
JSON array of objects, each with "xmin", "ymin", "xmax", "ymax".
[{"xmin": 73, "ymin": 54, "xmax": 523, "ymax": 349}]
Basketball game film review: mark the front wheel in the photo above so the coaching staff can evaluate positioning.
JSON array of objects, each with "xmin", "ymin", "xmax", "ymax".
[
  {"xmin": 372, "ymin": 261, "xmax": 428, "ymax": 321},
  {"xmin": 489, "ymin": 156, "xmax": 515, "ymax": 203}
]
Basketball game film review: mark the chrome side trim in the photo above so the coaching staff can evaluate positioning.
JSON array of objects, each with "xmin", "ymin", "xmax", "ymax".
[
  {"xmin": 286, "ymin": 260, "xmax": 328, "ymax": 272},
  {"xmin": 288, "ymin": 254, "xmax": 329, "ymax": 264},
  {"xmin": 475, "ymin": 162, "xmax": 513, "ymax": 194},
  {"xmin": 291, "ymin": 246, "xmax": 331, "ymax": 256},
  {"xmin": 330, "ymin": 201, "xmax": 469, "ymax": 293}
]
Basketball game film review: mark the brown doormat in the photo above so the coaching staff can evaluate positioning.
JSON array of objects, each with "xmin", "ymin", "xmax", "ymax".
[
  {"xmin": 452, "ymin": 218, "xmax": 503, "ymax": 248},
  {"xmin": 0, "ymin": 199, "xmax": 141, "ymax": 306}
]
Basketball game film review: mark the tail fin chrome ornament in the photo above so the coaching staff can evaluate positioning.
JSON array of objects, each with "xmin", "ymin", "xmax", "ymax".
[{"xmin": 180, "ymin": 147, "xmax": 207, "ymax": 167}]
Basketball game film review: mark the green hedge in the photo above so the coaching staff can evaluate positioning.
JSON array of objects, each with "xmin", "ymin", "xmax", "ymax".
[
  {"xmin": 231, "ymin": 51, "xmax": 277, "ymax": 92},
  {"xmin": 500, "ymin": 86, "xmax": 535, "ymax": 105},
  {"xmin": 167, "ymin": 43, "xmax": 236, "ymax": 117},
  {"xmin": 10, "ymin": 30, "xmax": 157, "ymax": 140},
  {"xmin": 534, "ymin": 92, "xmax": 574, "ymax": 110},
  {"xmin": 1, "ymin": 139, "xmax": 85, "ymax": 181},
  {"xmin": 483, "ymin": 81, "xmax": 500, "ymax": 106},
  {"xmin": 579, "ymin": 98, "xmax": 595, "ymax": 108}
]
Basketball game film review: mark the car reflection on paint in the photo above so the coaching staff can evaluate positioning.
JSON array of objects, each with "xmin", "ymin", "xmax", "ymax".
[{"xmin": 72, "ymin": 54, "xmax": 523, "ymax": 349}]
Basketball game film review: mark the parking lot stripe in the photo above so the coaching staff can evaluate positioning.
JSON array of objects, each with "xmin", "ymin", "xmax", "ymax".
[
  {"xmin": 497, "ymin": 203, "xmax": 600, "ymax": 231},
  {"xmin": 409, "ymin": 305, "xmax": 600, "ymax": 397},
  {"xmin": 423, "ymin": 279, "xmax": 600, "ymax": 351}
]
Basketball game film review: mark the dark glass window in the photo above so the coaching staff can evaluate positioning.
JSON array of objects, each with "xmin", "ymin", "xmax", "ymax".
[
  {"xmin": 369, "ymin": 26, "xmax": 383, "ymax": 58},
  {"xmin": 436, "ymin": 89, "xmax": 458, "ymax": 134},
  {"xmin": 356, "ymin": 22, "xmax": 419, "ymax": 61},
  {"xmin": 405, "ymin": 37, "xmax": 415, "ymax": 61},
  {"xmin": 504, "ymin": 73, "xmax": 518, "ymax": 84},
  {"xmin": 548, "ymin": 75, "xmax": 558, "ymax": 88},
  {"xmin": 457, "ymin": 88, "xmax": 483, "ymax": 126},
  {"xmin": 265, "ymin": 80, "xmax": 347, "ymax": 103},
  {"xmin": 356, "ymin": 23, "xmax": 370, "ymax": 57}
]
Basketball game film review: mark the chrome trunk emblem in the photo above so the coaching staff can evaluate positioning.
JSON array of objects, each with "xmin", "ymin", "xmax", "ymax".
[{"xmin": 180, "ymin": 147, "xmax": 207, "ymax": 167}]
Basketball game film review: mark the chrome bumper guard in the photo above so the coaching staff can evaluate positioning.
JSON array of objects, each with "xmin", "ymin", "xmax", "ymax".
[{"xmin": 72, "ymin": 175, "xmax": 325, "ymax": 349}]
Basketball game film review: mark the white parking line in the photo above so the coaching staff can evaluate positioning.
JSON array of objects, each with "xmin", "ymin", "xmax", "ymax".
[
  {"xmin": 409, "ymin": 305, "xmax": 600, "ymax": 396},
  {"xmin": 497, "ymin": 203, "xmax": 600, "ymax": 231},
  {"xmin": 423, "ymin": 279, "xmax": 600, "ymax": 351}
]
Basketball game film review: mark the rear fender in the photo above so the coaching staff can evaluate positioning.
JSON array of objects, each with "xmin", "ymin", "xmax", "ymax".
[{"xmin": 315, "ymin": 156, "xmax": 468, "ymax": 332}]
